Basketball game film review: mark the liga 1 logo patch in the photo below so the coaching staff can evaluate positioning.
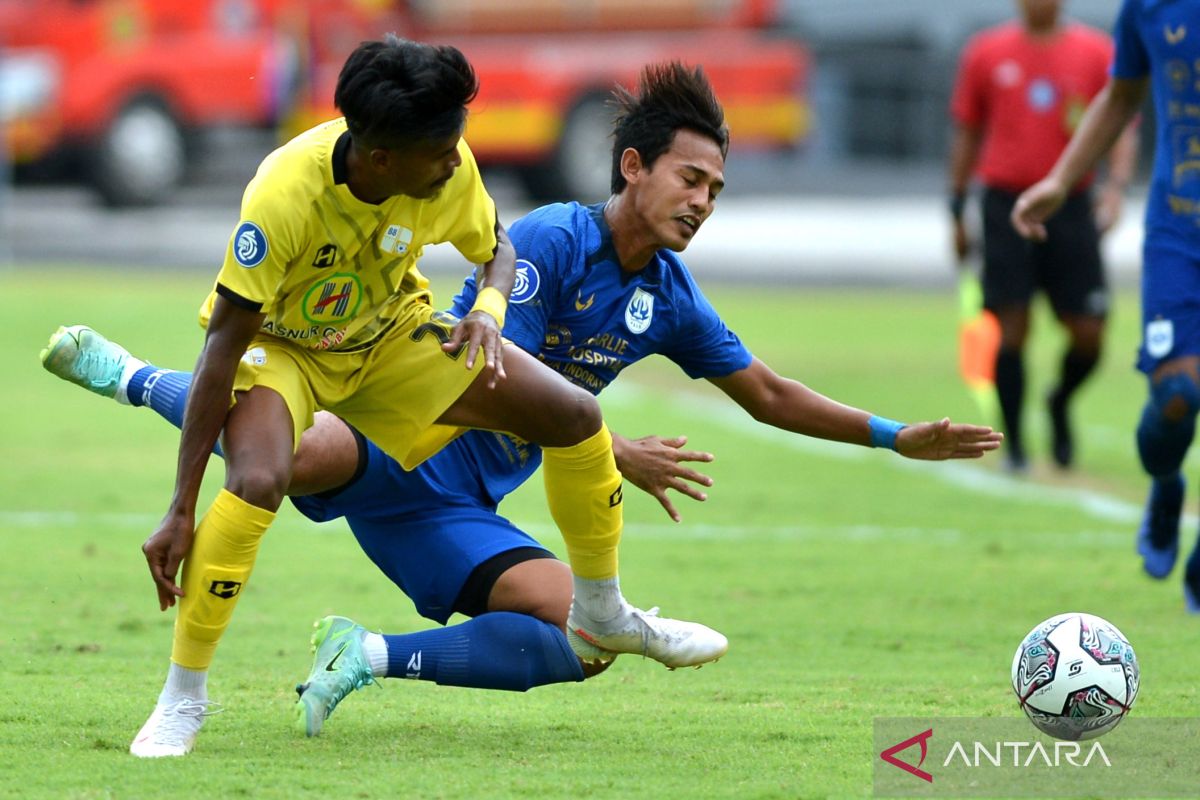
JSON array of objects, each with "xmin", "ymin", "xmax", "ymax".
[
  {"xmin": 511, "ymin": 259, "xmax": 541, "ymax": 304},
  {"xmin": 234, "ymin": 221, "xmax": 268, "ymax": 268}
]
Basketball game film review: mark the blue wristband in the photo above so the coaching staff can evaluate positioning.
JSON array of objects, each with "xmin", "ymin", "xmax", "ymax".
[{"xmin": 868, "ymin": 415, "xmax": 906, "ymax": 451}]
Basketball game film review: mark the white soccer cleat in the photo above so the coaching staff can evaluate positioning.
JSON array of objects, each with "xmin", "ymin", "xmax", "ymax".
[
  {"xmin": 567, "ymin": 603, "xmax": 728, "ymax": 669},
  {"xmin": 129, "ymin": 697, "xmax": 219, "ymax": 757}
]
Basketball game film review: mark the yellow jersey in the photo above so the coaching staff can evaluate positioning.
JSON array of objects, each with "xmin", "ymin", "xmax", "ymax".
[{"xmin": 201, "ymin": 118, "xmax": 498, "ymax": 352}]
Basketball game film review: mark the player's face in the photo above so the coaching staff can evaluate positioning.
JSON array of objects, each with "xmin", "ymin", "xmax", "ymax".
[
  {"xmin": 375, "ymin": 130, "xmax": 464, "ymax": 200},
  {"xmin": 636, "ymin": 129, "xmax": 725, "ymax": 252}
]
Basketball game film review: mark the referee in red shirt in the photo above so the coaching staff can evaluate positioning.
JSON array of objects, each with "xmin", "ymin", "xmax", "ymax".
[{"xmin": 948, "ymin": 0, "xmax": 1138, "ymax": 472}]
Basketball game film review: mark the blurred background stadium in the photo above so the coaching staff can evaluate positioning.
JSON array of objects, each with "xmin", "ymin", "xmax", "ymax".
[{"xmin": 0, "ymin": 0, "xmax": 1137, "ymax": 284}]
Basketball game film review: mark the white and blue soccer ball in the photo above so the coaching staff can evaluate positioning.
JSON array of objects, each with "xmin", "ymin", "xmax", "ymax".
[{"xmin": 1011, "ymin": 612, "xmax": 1139, "ymax": 741}]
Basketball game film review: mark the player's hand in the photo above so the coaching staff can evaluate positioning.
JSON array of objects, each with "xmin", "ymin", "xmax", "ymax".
[
  {"xmin": 613, "ymin": 434, "xmax": 714, "ymax": 522},
  {"xmin": 1093, "ymin": 184, "xmax": 1123, "ymax": 235},
  {"xmin": 143, "ymin": 510, "xmax": 195, "ymax": 611},
  {"xmin": 895, "ymin": 418, "xmax": 1004, "ymax": 460},
  {"xmin": 447, "ymin": 310, "xmax": 506, "ymax": 388},
  {"xmin": 1011, "ymin": 178, "xmax": 1068, "ymax": 242},
  {"xmin": 952, "ymin": 218, "xmax": 971, "ymax": 262}
]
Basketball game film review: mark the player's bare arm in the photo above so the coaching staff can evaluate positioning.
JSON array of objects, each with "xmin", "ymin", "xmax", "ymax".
[
  {"xmin": 947, "ymin": 123, "xmax": 983, "ymax": 261},
  {"xmin": 611, "ymin": 433, "xmax": 714, "ymax": 522},
  {"xmin": 708, "ymin": 357, "xmax": 1002, "ymax": 458},
  {"xmin": 1012, "ymin": 76, "xmax": 1148, "ymax": 241},
  {"xmin": 445, "ymin": 222, "xmax": 516, "ymax": 385},
  {"xmin": 142, "ymin": 295, "xmax": 265, "ymax": 611}
]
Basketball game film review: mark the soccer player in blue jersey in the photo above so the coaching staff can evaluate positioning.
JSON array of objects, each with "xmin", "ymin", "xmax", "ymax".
[
  {"xmin": 43, "ymin": 62, "xmax": 1003, "ymax": 739},
  {"xmin": 1013, "ymin": 0, "xmax": 1200, "ymax": 610}
]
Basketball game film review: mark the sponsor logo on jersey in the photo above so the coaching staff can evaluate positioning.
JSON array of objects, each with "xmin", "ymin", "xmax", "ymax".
[
  {"xmin": 1146, "ymin": 318, "xmax": 1174, "ymax": 359},
  {"xmin": 624, "ymin": 288, "xmax": 654, "ymax": 334},
  {"xmin": 575, "ymin": 290, "xmax": 595, "ymax": 311},
  {"xmin": 381, "ymin": 224, "xmax": 413, "ymax": 255},
  {"xmin": 312, "ymin": 243, "xmax": 338, "ymax": 268},
  {"xmin": 234, "ymin": 221, "xmax": 268, "ymax": 268},
  {"xmin": 302, "ymin": 273, "xmax": 363, "ymax": 325},
  {"xmin": 511, "ymin": 259, "xmax": 541, "ymax": 303},
  {"xmin": 994, "ymin": 59, "xmax": 1022, "ymax": 89},
  {"xmin": 1166, "ymin": 24, "xmax": 1187, "ymax": 45}
]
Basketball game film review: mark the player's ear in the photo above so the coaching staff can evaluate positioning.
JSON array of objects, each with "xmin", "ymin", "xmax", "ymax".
[
  {"xmin": 368, "ymin": 147, "xmax": 392, "ymax": 173},
  {"xmin": 619, "ymin": 147, "xmax": 644, "ymax": 185}
]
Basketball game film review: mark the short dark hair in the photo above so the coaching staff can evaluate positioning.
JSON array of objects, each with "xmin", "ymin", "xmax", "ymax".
[
  {"xmin": 335, "ymin": 34, "xmax": 479, "ymax": 149},
  {"xmin": 609, "ymin": 62, "xmax": 729, "ymax": 193}
]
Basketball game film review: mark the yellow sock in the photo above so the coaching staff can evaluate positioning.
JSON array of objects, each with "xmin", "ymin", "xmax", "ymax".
[
  {"xmin": 171, "ymin": 489, "xmax": 275, "ymax": 670},
  {"xmin": 542, "ymin": 423, "xmax": 623, "ymax": 580}
]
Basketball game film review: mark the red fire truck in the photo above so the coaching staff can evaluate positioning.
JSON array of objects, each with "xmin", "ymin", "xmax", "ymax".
[{"xmin": 1, "ymin": 0, "xmax": 807, "ymax": 205}]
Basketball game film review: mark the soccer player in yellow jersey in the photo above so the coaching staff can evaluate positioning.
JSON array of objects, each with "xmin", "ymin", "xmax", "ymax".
[{"xmin": 120, "ymin": 37, "xmax": 723, "ymax": 757}]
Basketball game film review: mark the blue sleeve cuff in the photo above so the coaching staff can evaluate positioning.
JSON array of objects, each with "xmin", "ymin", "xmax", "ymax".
[{"xmin": 868, "ymin": 415, "xmax": 907, "ymax": 451}]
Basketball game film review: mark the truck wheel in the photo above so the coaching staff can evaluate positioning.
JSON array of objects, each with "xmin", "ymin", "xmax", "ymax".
[
  {"xmin": 92, "ymin": 98, "xmax": 187, "ymax": 207},
  {"xmin": 520, "ymin": 94, "xmax": 613, "ymax": 203}
]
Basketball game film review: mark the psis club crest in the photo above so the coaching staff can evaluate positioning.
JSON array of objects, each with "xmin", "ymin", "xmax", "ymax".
[
  {"xmin": 511, "ymin": 259, "xmax": 541, "ymax": 304},
  {"xmin": 624, "ymin": 288, "xmax": 654, "ymax": 334}
]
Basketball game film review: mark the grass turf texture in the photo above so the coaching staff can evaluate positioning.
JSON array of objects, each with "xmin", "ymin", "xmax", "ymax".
[{"xmin": 3, "ymin": 266, "xmax": 1198, "ymax": 799}]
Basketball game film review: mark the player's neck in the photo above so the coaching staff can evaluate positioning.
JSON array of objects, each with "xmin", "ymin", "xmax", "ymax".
[
  {"xmin": 343, "ymin": 144, "xmax": 389, "ymax": 205},
  {"xmin": 602, "ymin": 195, "xmax": 656, "ymax": 274},
  {"xmin": 1022, "ymin": 16, "xmax": 1062, "ymax": 39}
]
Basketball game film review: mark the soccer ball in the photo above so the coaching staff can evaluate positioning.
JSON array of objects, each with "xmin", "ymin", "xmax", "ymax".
[{"xmin": 1010, "ymin": 612, "xmax": 1139, "ymax": 741}]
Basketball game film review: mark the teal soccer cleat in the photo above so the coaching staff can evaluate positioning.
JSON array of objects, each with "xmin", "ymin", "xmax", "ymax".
[
  {"xmin": 39, "ymin": 324, "xmax": 142, "ymax": 403},
  {"xmin": 294, "ymin": 616, "xmax": 375, "ymax": 737}
]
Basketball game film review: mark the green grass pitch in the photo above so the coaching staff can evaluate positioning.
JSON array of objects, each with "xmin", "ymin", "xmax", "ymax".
[{"xmin": 2, "ymin": 266, "xmax": 1197, "ymax": 799}]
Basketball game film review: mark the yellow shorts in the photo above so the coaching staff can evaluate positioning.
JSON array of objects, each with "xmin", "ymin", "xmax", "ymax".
[{"xmin": 232, "ymin": 303, "xmax": 479, "ymax": 469}]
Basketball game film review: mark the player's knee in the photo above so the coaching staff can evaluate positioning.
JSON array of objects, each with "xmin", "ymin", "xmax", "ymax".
[
  {"xmin": 1150, "ymin": 373, "xmax": 1200, "ymax": 423},
  {"xmin": 562, "ymin": 389, "xmax": 603, "ymax": 443},
  {"xmin": 225, "ymin": 465, "xmax": 289, "ymax": 510}
]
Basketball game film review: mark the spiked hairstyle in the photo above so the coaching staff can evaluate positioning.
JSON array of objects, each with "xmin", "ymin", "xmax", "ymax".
[{"xmin": 609, "ymin": 62, "xmax": 729, "ymax": 193}]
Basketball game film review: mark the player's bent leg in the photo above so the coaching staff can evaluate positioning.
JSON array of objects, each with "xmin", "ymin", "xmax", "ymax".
[{"xmin": 1136, "ymin": 360, "xmax": 1200, "ymax": 580}]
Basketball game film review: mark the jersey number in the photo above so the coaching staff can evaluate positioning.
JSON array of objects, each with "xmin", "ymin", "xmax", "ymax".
[{"xmin": 410, "ymin": 317, "xmax": 465, "ymax": 360}]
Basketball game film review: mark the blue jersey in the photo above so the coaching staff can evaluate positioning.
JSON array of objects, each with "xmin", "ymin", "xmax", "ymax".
[
  {"xmin": 1113, "ymin": 0, "xmax": 1200, "ymax": 249},
  {"xmin": 301, "ymin": 201, "xmax": 752, "ymax": 518}
]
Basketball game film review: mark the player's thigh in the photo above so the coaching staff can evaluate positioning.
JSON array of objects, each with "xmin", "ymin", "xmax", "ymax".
[
  {"xmin": 1137, "ymin": 244, "xmax": 1200, "ymax": 374},
  {"xmin": 438, "ymin": 342, "xmax": 601, "ymax": 446},
  {"xmin": 333, "ymin": 307, "xmax": 484, "ymax": 465},
  {"xmin": 1042, "ymin": 192, "xmax": 1109, "ymax": 320},
  {"xmin": 347, "ymin": 507, "xmax": 553, "ymax": 626},
  {"xmin": 981, "ymin": 188, "xmax": 1036, "ymax": 312}
]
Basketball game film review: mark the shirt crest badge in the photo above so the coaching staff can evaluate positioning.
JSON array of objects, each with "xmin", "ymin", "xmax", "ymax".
[{"xmin": 624, "ymin": 288, "xmax": 654, "ymax": 334}]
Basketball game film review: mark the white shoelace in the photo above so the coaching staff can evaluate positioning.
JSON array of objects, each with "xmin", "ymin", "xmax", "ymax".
[{"xmin": 149, "ymin": 698, "xmax": 223, "ymax": 745}]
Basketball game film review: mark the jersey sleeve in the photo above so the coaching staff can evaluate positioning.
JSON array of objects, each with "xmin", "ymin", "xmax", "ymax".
[
  {"xmin": 949, "ymin": 36, "xmax": 986, "ymax": 128},
  {"xmin": 213, "ymin": 171, "xmax": 305, "ymax": 313},
  {"xmin": 1111, "ymin": 0, "xmax": 1148, "ymax": 79},
  {"xmin": 662, "ymin": 282, "xmax": 752, "ymax": 379},
  {"xmin": 500, "ymin": 205, "xmax": 576, "ymax": 354},
  {"xmin": 436, "ymin": 140, "xmax": 499, "ymax": 265}
]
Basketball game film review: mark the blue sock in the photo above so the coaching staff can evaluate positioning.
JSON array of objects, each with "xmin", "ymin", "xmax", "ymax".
[
  {"xmin": 383, "ymin": 612, "xmax": 583, "ymax": 691},
  {"xmin": 126, "ymin": 366, "xmax": 223, "ymax": 457},
  {"xmin": 1136, "ymin": 401, "xmax": 1195, "ymax": 478}
]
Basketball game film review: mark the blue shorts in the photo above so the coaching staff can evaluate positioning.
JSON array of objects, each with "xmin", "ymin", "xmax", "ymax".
[
  {"xmin": 1137, "ymin": 239, "xmax": 1200, "ymax": 374},
  {"xmin": 290, "ymin": 436, "xmax": 554, "ymax": 625}
]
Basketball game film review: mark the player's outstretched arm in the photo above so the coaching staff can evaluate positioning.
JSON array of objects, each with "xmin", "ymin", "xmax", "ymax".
[
  {"xmin": 1012, "ymin": 76, "xmax": 1147, "ymax": 241},
  {"xmin": 142, "ymin": 297, "xmax": 264, "ymax": 611},
  {"xmin": 445, "ymin": 223, "xmax": 516, "ymax": 386},
  {"xmin": 708, "ymin": 358, "xmax": 1002, "ymax": 460},
  {"xmin": 612, "ymin": 433, "xmax": 714, "ymax": 522}
]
